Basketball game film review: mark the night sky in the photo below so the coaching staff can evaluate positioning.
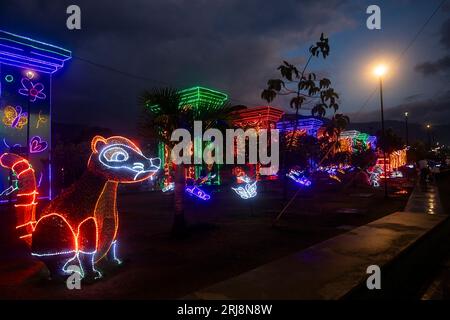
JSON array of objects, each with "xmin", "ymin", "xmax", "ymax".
[{"xmin": 1, "ymin": 0, "xmax": 449, "ymax": 136}]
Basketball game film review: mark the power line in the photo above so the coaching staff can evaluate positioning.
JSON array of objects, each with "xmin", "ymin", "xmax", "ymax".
[
  {"xmin": 72, "ymin": 54, "xmax": 258, "ymax": 106},
  {"xmin": 73, "ymin": 55, "xmax": 171, "ymax": 86},
  {"xmin": 352, "ymin": 0, "xmax": 447, "ymax": 122}
]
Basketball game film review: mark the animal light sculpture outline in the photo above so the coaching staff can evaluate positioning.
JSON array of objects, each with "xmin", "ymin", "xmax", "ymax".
[
  {"xmin": 0, "ymin": 135, "xmax": 160, "ymax": 279},
  {"xmin": 232, "ymin": 175, "xmax": 257, "ymax": 199},
  {"xmin": 185, "ymin": 185, "xmax": 211, "ymax": 201},
  {"xmin": 367, "ymin": 165, "xmax": 383, "ymax": 188},
  {"xmin": 287, "ymin": 169, "xmax": 312, "ymax": 187}
]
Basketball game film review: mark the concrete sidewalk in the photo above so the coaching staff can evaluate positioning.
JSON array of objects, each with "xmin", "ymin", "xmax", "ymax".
[
  {"xmin": 404, "ymin": 182, "xmax": 444, "ymax": 215},
  {"xmin": 189, "ymin": 182, "xmax": 448, "ymax": 299},
  {"xmin": 188, "ymin": 212, "xmax": 447, "ymax": 299}
]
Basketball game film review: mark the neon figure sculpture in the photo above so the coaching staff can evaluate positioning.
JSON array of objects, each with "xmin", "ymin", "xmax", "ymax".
[
  {"xmin": 367, "ymin": 165, "xmax": 383, "ymax": 188},
  {"xmin": 0, "ymin": 135, "xmax": 160, "ymax": 279},
  {"xmin": 232, "ymin": 175, "xmax": 257, "ymax": 199},
  {"xmin": 287, "ymin": 169, "xmax": 312, "ymax": 187},
  {"xmin": 18, "ymin": 78, "xmax": 47, "ymax": 102},
  {"xmin": 162, "ymin": 182, "xmax": 175, "ymax": 193},
  {"xmin": 185, "ymin": 185, "xmax": 211, "ymax": 201}
]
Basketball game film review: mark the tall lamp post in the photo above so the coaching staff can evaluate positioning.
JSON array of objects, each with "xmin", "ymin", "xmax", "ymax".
[
  {"xmin": 404, "ymin": 112, "xmax": 409, "ymax": 147},
  {"xmin": 426, "ymin": 124, "xmax": 431, "ymax": 149},
  {"xmin": 374, "ymin": 64, "xmax": 388, "ymax": 198}
]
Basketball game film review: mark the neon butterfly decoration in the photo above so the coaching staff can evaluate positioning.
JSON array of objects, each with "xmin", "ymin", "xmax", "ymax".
[
  {"xmin": 232, "ymin": 175, "xmax": 257, "ymax": 200},
  {"xmin": 2, "ymin": 105, "xmax": 28, "ymax": 129}
]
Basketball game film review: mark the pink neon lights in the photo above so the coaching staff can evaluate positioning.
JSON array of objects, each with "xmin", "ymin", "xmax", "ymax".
[
  {"xmin": 29, "ymin": 136, "xmax": 48, "ymax": 153},
  {"xmin": 18, "ymin": 77, "xmax": 46, "ymax": 102}
]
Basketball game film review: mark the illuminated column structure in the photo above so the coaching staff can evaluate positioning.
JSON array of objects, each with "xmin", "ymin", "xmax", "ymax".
[
  {"xmin": 157, "ymin": 86, "xmax": 228, "ymax": 186},
  {"xmin": 232, "ymin": 106, "xmax": 284, "ymax": 179},
  {"xmin": 338, "ymin": 130, "xmax": 377, "ymax": 153},
  {"xmin": 276, "ymin": 117, "xmax": 324, "ymax": 136},
  {"xmin": 0, "ymin": 30, "xmax": 71, "ymax": 201}
]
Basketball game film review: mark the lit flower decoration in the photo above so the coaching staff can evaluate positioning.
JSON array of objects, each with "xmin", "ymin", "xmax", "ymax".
[{"xmin": 18, "ymin": 78, "xmax": 46, "ymax": 102}]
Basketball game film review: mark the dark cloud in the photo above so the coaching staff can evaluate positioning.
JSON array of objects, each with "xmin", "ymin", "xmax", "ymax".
[
  {"xmin": 403, "ymin": 93, "xmax": 424, "ymax": 102},
  {"xmin": 415, "ymin": 55, "xmax": 450, "ymax": 75},
  {"xmin": 353, "ymin": 90, "xmax": 450, "ymax": 125},
  {"xmin": 0, "ymin": 0, "xmax": 355, "ymax": 134},
  {"xmin": 440, "ymin": 17, "xmax": 450, "ymax": 49},
  {"xmin": 415, "ymin": 17, "xmax": 450, "ymax": 76}
]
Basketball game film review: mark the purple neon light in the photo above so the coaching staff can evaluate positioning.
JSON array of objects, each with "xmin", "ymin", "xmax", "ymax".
[
  {"xmin": 0, "ymin": 43, "xmax": 24, "ymax": 51},
  {"xmin": 19, "ymin": 78, "xmax": 46, "ymax": 102},
  {"xmin": 29, "ymin": 136, "xmax": 48, "ymax": 154},
  {"xmin": 0, "ymin": 30, "xmax": 71, "ymax": 74}
]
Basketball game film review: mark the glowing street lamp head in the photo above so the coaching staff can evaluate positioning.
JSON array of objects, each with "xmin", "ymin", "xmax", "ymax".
[
  {"xmin": 404, "ymin": 112, "xmax": 408, "ymax": 117},
  {"xmin": 426, "ymin": 124, "xmax": 431, "ymax": 129},
  {"xmin": 373, "ymin": 64, "xmax": 387, "ymax": 77}
]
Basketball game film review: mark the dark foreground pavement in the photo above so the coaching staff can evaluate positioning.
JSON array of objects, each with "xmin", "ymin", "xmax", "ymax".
[{"xmin": 0, "ymin": 184, "xmax": 407, "ymax": 299}]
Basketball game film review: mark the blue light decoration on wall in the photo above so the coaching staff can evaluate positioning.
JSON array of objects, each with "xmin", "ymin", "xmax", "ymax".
[
  {"xmin": 286, "ymin": 169, "xmax": 312, "ymax": 187},
  {"xmin": 0, "ymin": 30, "xmax": 72, "ymax": 202},
  {"xmin": 276, "ymin": 117, "xmax": 324, "ymax": 137},
  {"xmin": 185, "ymin": 185, "xmax": 211, "ymax": 201}
]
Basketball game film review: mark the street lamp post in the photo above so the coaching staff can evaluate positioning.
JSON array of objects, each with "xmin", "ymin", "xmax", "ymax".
[
  {"xmin": 374, "ymin": 65, "xmax": 388, "ymax": 198},
  {"xmin": 426, "ymin": 124, "xmax": 431, "ymax": 149},
  {"xmin": 404, "ymin": 112, "xmax": 409, "ymax": 147}
]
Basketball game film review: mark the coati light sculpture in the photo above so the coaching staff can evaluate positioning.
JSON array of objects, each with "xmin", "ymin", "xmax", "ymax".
[{"xmin": 1, "ymin": 135, "xmax": 160, "ymax": 279}]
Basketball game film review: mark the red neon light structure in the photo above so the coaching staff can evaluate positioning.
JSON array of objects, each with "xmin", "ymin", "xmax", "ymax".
[{"xmin": 231, "ymin": 106, "xmax": 284, "ymax": 180}]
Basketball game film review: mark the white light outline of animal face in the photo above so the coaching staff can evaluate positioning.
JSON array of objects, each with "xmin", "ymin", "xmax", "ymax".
[
  {"xmin": 98, "ymin": 143, "xmax": 160, "ymax": 181},
  {"xmin": 232, "ymin": 180, "xmax": 257, "ymax": 199}
]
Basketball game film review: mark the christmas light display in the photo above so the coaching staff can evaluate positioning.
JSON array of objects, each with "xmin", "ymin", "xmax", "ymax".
[
  {"xmin": 232, "ymin": 106, "xmax": 284, "ymax": 130},
  {"xmin": 162, "ymin": 182, "xmax": 175, "ymax": 192},
  {"xmin": 232, "ymin": 175, "xmax": 257, "ymax": 199},
  {"xmin": 286, "ymin": 169, "xmax": 312, "ymax": 187},
  {"xmin": 195, "ymin": 172, "xmax": 217, "ymax": 185},
  {"xmin": 178, "ymin": 86, "xmax": 228, "ymax": 112},
  {"xmin": 367, "ymin": 165, "xmax": 383, "ymax": 187},
  {"xmin": 338, "ymin": 130, "xmax": 377, "ymax": 153},
  {"xmin": 0, "ymin": 135, "xmax": 160, "ymax": 278},
  {"xmin": 315, "ymin": 166, "xmax": 345, "ymax": 183},
  {"xmin": 231, "ymin": 106, "xmax": 283, "ymax": 179},
  {"xmin": 277, "ymin": 117, "xmax": 324, "ymax": 137},
  {"xmin": 0, "ymin": 30, "xmax": 71, "ymax": 73},
  {"xmin": 390, "ymin": 170, "xmax": 403, "ymax": 178},
  {"xmin": 0, "ymin": 30, "xmax": 71, "ymax": 202},
  {"xmin": 156, "ymin": 86, "xmax": 228, "ymax": 185},
  {"xmin": 375, "ymin": 148, "xmax": 407, "ymax": 178},
  {"xmin": 185, "ymin": 185, "xmax": 211, "ymax": 201}
]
